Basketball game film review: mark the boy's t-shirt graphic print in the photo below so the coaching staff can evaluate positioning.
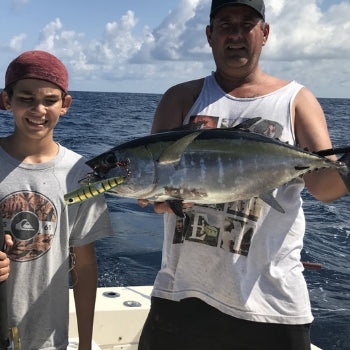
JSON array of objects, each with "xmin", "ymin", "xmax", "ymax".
[{"xmin": 1, "ymin": 191, "xmax": 57, "ymax": 261}]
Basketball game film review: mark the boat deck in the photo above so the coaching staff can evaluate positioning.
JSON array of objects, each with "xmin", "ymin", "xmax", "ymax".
[{"xmin": 68, "ymin": 286, "xmax": 322, "ymax": 350}]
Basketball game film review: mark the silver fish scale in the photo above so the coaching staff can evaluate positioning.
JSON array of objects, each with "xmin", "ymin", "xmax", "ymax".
[
  {"xmin": 101, "ymin": 136, "xmax": 345, "ymax": 204},
  {"xmin": 66, "ymin": 129, "xmax": 347, "ymax": 211}
]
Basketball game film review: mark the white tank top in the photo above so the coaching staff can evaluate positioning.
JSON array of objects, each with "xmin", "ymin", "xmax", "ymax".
[{"xmin": 152, "ymin": 73, "xmax": 313, "ymax": 324}]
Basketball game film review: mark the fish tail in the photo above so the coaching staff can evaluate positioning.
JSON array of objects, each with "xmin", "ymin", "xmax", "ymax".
[{"xmin": 64, "ymin": 176, "xmax": 124, "ymax": 205}]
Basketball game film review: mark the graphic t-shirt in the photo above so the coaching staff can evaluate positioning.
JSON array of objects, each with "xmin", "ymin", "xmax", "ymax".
[
  {"xmin": 0, "ymin": 144, "xmax": 113, "ymax": 350},
  {"xmin": 152, "ymin": 73, "xmax": 314, "ymax": 325}
]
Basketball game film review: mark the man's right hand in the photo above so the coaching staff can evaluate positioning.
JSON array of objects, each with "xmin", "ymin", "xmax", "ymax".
[
  {"xmin": 138, "ymin": 199, "xmax": 193, "ymax": 214},
  {"xmin": 339, "ymin": 152, "xmax": 350, "ymax": 192}
]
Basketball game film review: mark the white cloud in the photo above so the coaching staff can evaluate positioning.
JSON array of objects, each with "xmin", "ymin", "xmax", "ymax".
[
  {"xmin": 9, "ymin": 33, "xmax": 27, "ymax": 51},
  {"xmin": 264, "ymin": 0, "xmax": 350, "ymax": 60},
  {"xmin": 5, "ymin": 0, "xmax": 350, "ymax": 97},
  {"xmin": 102, "ymin": 11, "xmax": 142, "ymax": 61}
]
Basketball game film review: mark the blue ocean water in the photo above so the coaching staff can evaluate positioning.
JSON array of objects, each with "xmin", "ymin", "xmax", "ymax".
[{"xmin": 0, "ymin": 92, "xmax": 349, "ymax": 349}]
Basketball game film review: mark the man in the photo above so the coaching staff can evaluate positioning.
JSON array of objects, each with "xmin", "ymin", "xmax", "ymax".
[{"xmin": 138, "ymin": 1, "xmax": 349, "ymax": 349}]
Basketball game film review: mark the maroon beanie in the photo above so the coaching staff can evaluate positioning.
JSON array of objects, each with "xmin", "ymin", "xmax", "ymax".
[{"xmin": 0, "ymin": 50, "xmax": 68, "ymax": 110}]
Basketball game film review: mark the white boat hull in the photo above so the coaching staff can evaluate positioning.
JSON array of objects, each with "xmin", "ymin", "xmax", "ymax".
[{"xmin": 69, "ymin": 286, "xmax": 152, "ymax": 349}]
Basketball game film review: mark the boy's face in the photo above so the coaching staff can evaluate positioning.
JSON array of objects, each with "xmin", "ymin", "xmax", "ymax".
[{"xmin": 2, "ymin": 79, "xmax": 72, "ymax": 141}]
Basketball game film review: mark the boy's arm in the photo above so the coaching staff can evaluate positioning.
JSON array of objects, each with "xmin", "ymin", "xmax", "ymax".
[{"xmin": 71, "ymin": 242, "xmax": 97, "ymax": 350}]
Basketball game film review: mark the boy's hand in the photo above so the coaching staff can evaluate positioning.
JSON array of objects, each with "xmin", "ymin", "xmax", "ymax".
[
  {"xmin": 3, "ymin": 234, "xmax": 14, "ymax": 252},
  {"xmin": 0, "ymin": 251, "xmax": 10, "ymax": 282}
]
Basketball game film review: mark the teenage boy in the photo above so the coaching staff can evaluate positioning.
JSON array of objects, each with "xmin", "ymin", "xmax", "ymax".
[{"xmin": 0, "ymin": 50, "xmax": 114, "ymax": 350}]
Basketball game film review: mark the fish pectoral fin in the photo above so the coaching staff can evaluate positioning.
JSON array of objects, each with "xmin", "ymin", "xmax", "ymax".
[
  {"xmin": 158, "ymin": 131, "xmax": 203, "ymax": 165},
  {"xmin": 259, "ymin": 192, "xmax": 285, "ymax": 214},
  {"xmin": 166, "ymin": 199, "xmax": 185, "ymax": 218},
  {"xmin": 295, "ymin": 166, "xmax": 310, "ymax": 171}
]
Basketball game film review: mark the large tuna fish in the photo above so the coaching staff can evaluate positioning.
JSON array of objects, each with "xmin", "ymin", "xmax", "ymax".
[{"xmin": 64, "ymin": 122, "xmax": 348, "ymax": 216}]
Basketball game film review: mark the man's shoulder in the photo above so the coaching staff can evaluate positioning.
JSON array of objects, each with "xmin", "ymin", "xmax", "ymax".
[
  {"xmin": 163, "ymin": 78, "xmax": 205, "ymax": 110},
  {"xmin": 257, "ymin": 75, "xmax": 304, "ymax": 97},
  {"xmin": 262, "ymin": 75, "xmax": 290, "ymax": 91},
  {"xmin": 153, "ymin": 77, "xmax": 207, "ymax": 131},
  {"xmin": 168, "ymin": 78, "xmax": 205, "ymax": 95}
]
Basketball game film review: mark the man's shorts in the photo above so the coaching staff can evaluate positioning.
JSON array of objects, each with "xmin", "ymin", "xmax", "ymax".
[{"xmin": 138, "ymin": 297, "xmax": 311, "ymax": 350}]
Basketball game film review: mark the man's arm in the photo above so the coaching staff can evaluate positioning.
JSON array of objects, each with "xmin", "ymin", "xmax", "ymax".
[
  {"xmin": 71, "ymin": 242, "xmax": 97, "ymax": 350},
  {"xmin": 151, "ymin": 78, "xmax": 205, "ymax": 133},
  {"xmin": 139, "ymin": 79, "xmax": 204, "ymax": 214},
  {"xmin": 294, "ymin": 87, "xmax": 348, "ymax": 202}
]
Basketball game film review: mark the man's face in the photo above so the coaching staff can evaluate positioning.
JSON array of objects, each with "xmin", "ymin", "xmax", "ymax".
[{"xmin": 206, "ymin": 5, "xmax": 269, "ymax": 72}]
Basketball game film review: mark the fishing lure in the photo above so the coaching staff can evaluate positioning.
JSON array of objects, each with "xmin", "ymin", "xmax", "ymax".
[{"xmin": 64, "ymin": 176, "xmax": 125, "ymax": 205}]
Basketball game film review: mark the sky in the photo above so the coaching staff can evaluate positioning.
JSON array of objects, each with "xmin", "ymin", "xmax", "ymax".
[{"xmin": 0, "ymin": 0, "xmax": 349, "ymax": 98}]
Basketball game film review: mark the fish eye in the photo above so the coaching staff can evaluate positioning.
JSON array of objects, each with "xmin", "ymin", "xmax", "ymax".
[{"xmin": 104, "ymin": 153, "xmax": 117, "ymax": 165}]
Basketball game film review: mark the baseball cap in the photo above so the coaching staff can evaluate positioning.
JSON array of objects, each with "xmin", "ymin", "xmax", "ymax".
[
  {"xmin": 0, "ymin": 50, "xmax": 68, "ymax": 110},
  {"xmin": 210, "ymin": 0, "xmax": 265, "ymax": 21}
]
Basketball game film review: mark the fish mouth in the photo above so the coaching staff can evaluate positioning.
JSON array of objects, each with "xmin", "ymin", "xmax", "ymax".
[{"xmin": 79, "ymin": 172, "xmax": 102, "ymax": 186}]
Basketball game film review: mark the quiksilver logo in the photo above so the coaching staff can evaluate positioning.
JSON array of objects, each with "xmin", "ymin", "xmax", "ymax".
[{"xmin": 15, "ymin": 219, "xmax": 36, "ymax": 232}]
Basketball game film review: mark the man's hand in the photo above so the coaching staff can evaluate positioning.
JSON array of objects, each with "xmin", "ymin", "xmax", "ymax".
[
  {"xmin": 138, "ymin": 199, "xmax": 175, "ymax": 214},
  {"xmin": 138, "ymin": 199, "xmax": 193, "ymax": 214},
  {"xmin": 339, "ymin": 152, "xmax": 350, "ymax": 192}
]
